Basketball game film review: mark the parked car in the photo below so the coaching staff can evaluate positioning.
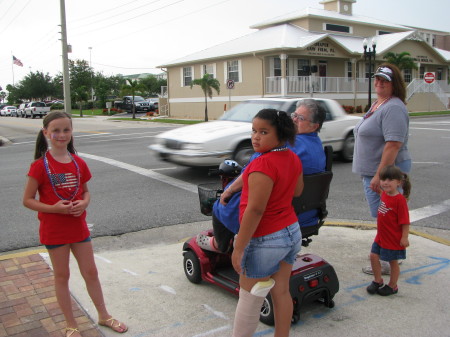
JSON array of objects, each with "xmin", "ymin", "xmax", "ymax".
[
  {"xmin": 24, "ymin": 102, "xmax": 50, "ymax": 118},
  {"xmin": 16, "ymin": 103, "xmax": 29, "ymax": 117},
  {"xmin": 146, "ymin": 99, "xmax": 159, "ymax": 111},
  {"xmin": 0, "ymin": 106, "xmax": 16, "ymax": 117},
  {"xmin": 114, "ymin": 96, "xmax": 151, "ymax": 113},
  {"xmin": 149, "ymin": 97, "xmax": 361, "ymax": 167}
]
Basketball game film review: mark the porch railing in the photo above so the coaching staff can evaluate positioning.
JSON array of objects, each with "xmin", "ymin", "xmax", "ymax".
[{"xmin": 266, "ymin": 76, "xmax": 450, "ymax": 97}]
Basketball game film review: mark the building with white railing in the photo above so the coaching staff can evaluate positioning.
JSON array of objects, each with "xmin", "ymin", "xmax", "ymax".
[{"xmin": 158, "ymin": 0, "xmax": 450, "ymax": 119}]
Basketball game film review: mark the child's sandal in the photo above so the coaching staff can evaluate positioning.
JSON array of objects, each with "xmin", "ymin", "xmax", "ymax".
[
  {"xmin": 65, "ymin": 327, "xmax": 80, "ymax": 337},
  {"xmin": 98, "ymin": 317, "xmax": 128, "ymax": 333}
]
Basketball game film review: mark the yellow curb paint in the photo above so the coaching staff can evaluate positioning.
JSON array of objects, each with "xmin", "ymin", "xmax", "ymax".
[
  {"xmin": 0, "ymin": 249, "xmax": 47, "ymax": 261},
  {"xmin": 324, "ymin": 222, "xmax": 450, "ymax": 246}
]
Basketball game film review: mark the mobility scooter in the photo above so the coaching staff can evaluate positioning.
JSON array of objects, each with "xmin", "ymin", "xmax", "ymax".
[{"xmin": 182, "ymin": 146, "xmax": 339, "ymax": 325}]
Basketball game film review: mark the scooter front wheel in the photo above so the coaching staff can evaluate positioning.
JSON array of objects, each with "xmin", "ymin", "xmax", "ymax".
[{"xmin": 183, "ymin": 250, "xmax": 202, "ymax": 284}]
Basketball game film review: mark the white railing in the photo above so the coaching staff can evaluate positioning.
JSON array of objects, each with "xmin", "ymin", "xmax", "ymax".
[
  {"xmin": 406, "ymin": 79, "xmax": 448, "ymax": 107},
  {"xmin": 266, "ymin": 76, "xmax": 374, "ymax": 94}
]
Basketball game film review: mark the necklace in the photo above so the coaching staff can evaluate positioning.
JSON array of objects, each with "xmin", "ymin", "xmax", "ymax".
[
  {"xmin": 268, "ymin": 146, "xmax": 288, "ymax": 153},
  {"xmin": 43, "ymin": 151, "xmax": 80, "ymax": 201},
  {"xmin": 364, "ymin": 96, "xmax": 392, "ymax": 119}
]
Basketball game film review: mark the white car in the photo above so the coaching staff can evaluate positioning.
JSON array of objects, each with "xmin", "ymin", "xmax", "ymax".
[
  {"xmin": 149, "ymin": 98, "xmax": 362, "ymax": 167},
  {"xmin": 0, "ymin": 106, "xmax": 17, "ymax": 117}
]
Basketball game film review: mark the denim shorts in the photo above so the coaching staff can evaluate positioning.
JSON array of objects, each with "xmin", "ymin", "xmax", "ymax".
[
  {"xmin": 371, "ymin": 242, "xmax": 406, "ymax": 261},
  {"xmin": 45, "ymin": 236, "xmax": 91, "ymax": 250},
  {"xmin": 241, "ymin": 222, "xmax": 302, "ymax": 278}
]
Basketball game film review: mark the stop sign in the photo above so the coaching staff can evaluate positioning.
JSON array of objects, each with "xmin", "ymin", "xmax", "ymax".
[{"xmin": 424, "ymin": 72, "xmax": 435, "ymax": 84}]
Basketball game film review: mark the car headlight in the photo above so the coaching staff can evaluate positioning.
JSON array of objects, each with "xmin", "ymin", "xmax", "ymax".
[{"xmin": 182, "ymin": 143, "xmax": 203, "ymax": 151}]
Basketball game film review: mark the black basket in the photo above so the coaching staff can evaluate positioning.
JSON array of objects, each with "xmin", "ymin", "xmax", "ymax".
[{"xmin": 198, "ymin": 183, "xmax": 222, "ymax": 216}]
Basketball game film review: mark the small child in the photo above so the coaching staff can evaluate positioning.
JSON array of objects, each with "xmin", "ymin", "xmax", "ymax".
[{"xmin": 367, "ymin": 165, "xmax": 411, "ymax": 296}]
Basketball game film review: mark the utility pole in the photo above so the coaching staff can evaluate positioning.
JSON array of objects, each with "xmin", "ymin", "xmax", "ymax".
[{"xmin": 60, "ymin": 0, "xmax": 71, "ymax": 113}]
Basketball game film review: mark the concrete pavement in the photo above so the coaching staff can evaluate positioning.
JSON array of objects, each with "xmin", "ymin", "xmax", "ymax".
[{"xmin": 2, "ymin": 220, "xmax": 448, "ymax": 337}]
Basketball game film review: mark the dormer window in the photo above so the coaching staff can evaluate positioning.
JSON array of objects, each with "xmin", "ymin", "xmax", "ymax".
[{"xmin": 324, "ymin": 23, "xmax": 352, "ymax": 34}]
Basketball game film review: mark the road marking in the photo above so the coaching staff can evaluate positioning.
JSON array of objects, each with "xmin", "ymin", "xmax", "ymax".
[
  {"xmin": 192, "ymin": 325, "xmax": 231, "ymax": 337},
  {"xmin": 78, "ymin": 152, "xmax": 198, "ymax": 193},
  {"xmin": 410, "ymin": 127, "xmax": 450, "ymax": 132},
  {"xmin": 409, "ymin": 199, "xmax": 450, "ymax": 223},
  {"xmin": 94, "ymin": 254, "xmax": 112, "ymax": 264}
]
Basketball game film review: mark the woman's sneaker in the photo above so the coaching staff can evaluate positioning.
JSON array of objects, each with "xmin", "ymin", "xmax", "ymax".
[
  {"xmin": 377, "ymin": 284, "xmax": 398, "ymax": 296},
  {"xmin": 366, "ymin": 281, "xmax": 383, "ymax": 294}
]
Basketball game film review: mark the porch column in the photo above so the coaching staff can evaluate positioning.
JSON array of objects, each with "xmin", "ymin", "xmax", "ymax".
[
  {"xmin": 351, "ymin": 58, "xmax": 357, "ymax": 107},
  {"xmin": 280, "ymin": 53, "xmax": 288, "ymax": 96}
]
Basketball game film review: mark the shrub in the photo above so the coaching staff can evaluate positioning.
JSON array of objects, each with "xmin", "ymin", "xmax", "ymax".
[
  {"xmin": 356, "ymin": 105, "xmax": 363, "ymax": 114},
  {"xmin": 342, "ymin": 105, "xmax": 355, "ymax": 114},
  {"xmin": 50, "ymin": 103, "xmax": 64, "ymax": 110}
]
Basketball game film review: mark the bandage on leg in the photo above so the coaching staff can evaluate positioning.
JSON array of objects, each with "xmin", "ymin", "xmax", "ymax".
[
  {"xmin": 250, "ymin": 278, "xmax": 275, "ymax": 297},
  {"xmin": 232, "ymin": 288, "xmax": 266, "ymax": 337}
]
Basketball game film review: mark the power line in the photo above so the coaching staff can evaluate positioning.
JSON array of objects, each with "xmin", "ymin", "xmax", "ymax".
[
  {"xmin": 94, "ymin": 0, "xmax": 231, "ymax": 47},
  {"xmin": 70, "ymin": 0, "xmax": 185, "ymax": 37}
]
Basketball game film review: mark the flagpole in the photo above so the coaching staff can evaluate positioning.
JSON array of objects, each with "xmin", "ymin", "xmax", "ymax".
[{"xmin": 11, "ymin": 51, "xmax": 15, "ymax": 86}]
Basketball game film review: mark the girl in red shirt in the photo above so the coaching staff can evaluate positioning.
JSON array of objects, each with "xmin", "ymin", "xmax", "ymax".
[
  {"xmin": 23, "ymin": 112, "xmax": 127, "ymax": 337},
  {"xmin": 232, "ymin": 109, "xmax": 303, "ymax": 337},
  {"xmin": 366, "ymin": 165, "xmax": 411, "ymax": 296}
]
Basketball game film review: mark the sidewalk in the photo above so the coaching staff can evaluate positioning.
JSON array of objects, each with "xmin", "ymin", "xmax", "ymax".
[{"xmin": 1, "ymin": 221, "xmax": 450, "ymax": 337}]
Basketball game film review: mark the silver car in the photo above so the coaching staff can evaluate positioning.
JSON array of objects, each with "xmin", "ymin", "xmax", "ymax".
[{"xmin": 149, "ymin": 98, "xmax": 361, "ymax": 167}]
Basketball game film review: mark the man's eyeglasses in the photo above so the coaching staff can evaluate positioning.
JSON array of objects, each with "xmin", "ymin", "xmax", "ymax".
[{"xmin": 291, "ymin": 113, "xmax": 313, "ymax": 122}]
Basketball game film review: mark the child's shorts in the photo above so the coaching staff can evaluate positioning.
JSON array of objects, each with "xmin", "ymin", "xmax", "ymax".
[
  {"xmin": 371, "ymin": 242, "xmax": 406, "ymax": 261},
  {"xmin": 45, "ymin": 236, "xmax": 91, "ymax": 250},
  {"xmin": 242, "ymin": 222, "xmax": 301, "ymax": 278}
]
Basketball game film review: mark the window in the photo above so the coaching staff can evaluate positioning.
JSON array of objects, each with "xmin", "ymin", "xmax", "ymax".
[
  {"xmin": 419, "ymin": 66, "xmax": 425, "ymax": 79},
  {"xmin": 274, "ymin": 58, "xmax": 281, "ymax": 76},
  {"xmin": 182, "ymin": 66, "xmax": 193, "ymax": 86},
  {"xmin": 365, "ymin": 62, "xmax": 375, "ymax": 78},
  {"xmin": 297, "ymin": 59, "xmax": 310, "ymax": 76},
  {"xmin": 377, "ymin": 31, "xmax": 392, "ymax": 35},
  {"xmin": 324, "ymin": 23, "xmax": 351, "ymax": 34},
  {"xmin": 226, "ymin": 60, "xmax": 240, "ymax": 82},
  {"xmin": 403, "ymin": 69, "xmax": 412, "ymax": 83},
  {"xmin": 202, "ymin": 64, "xmax": 216, "ymax": 78},
  {"xmin": 346, "ymin": 61, "xmax": 352, "ymax": 79},
  {"xmin": 437, "ymin": 68, "xmax": 443, "ymax": 80}
]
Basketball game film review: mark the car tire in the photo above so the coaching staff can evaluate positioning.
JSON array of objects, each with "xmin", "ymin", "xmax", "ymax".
[
  {"xmin": 233, "ymin": 142, "xmax": 254, "ymax": 167},
  {"xmin": 183, "ymin": 250, "xmax": 202, "ymax": 284},
  {"xmin": 340, "ymin": 133, "xmax": 354, "ymax": 162}
]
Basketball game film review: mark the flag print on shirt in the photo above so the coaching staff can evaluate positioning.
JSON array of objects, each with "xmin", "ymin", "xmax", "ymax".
[
  {"xmin": 51, "ymin": 173, "xmax": 78, "ymax": 189},
  {"xmin": 378, "ymin": 200, "xmax": 391, "ymax": 216}
]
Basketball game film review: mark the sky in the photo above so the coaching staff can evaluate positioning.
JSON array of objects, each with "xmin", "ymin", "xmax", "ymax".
[{"xmin": 0, "ymin": 0, "xmax": 449, "ymax": 90}]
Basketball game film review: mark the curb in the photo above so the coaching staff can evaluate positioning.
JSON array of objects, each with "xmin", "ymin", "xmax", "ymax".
[{"xmin": 324, "ymin": 221, "xmax": 450, "ymax": 246}]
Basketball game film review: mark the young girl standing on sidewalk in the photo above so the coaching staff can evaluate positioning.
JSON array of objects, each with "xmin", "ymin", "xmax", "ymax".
[
  {"xmin": 23, "ymin": 112, "xmax": 127, "ymax": 337},
  {"xmin": 366, "ymin": 165, "xmax": 411, "ymax": 296}
]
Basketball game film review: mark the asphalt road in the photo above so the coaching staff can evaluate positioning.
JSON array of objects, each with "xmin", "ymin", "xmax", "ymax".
[{"xmin": 0, "ymin": 114, "xmax": 449, "ymax": 252}]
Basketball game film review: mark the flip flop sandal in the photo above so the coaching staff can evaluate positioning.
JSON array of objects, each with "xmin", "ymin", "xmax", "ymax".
[
  {"xmin": 98, "ymin": 317, "xmax": 128, "ymax": 333},
  {"xmin": 65, "ymin": 327, "xmax": 80, "ymax": 337}
]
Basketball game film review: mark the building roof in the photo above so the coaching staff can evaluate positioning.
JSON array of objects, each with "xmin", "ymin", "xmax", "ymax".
[{"xmin": 249, "ymin": 6, "xmax": 410, "ymax": 31}]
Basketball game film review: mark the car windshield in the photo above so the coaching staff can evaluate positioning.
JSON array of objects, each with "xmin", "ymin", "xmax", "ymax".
[
  {"xmin": 133, "ymin": 96, "xmax": 145, "ymax": 102},
  {"xmin": 219, "ymin": 100, "xmax": 286, "ymax": 122},
  {"xmin": 35, "ymin": 102, "xmax": 46, "ymax": 107}
]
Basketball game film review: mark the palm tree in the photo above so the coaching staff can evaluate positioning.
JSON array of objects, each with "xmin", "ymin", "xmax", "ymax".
[
  {"xmin": 383, "ymin": 52, "xmax": 418, "ymax": 70},
  {"xmin": 190, "ymin": 73, "xmax": 220, "ymax": 121},
  {"xmin": 122, "ymin": 78, "xmax": 143, "ymax": 119}
]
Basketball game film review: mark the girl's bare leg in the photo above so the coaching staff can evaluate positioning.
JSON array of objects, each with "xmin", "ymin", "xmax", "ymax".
[
  {"xmin": 48, "ymin": 245, "xmax": 80, "ymax": 334},
  {"xmin": 270, "ymin": 261, "xmax": 294, "ymax": 337}
]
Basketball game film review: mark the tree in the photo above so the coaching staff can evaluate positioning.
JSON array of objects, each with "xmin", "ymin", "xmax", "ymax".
[
  {"xmin": 382, "ymin": 52, "xmax": 418, "ymax": 71},
  {"xmin": 69, "ymin": 59, "xmax": 94, "ymax": 109},
  {"xmin": 140, "ymin": 75, "xmax": 167, "ymax": 97},
  {"xmin": 121, "ymin": 79, "xmax": 145, "ymax": 119},
  {"xmin": 15, "ymin": 71, "xmax": 56, "ymax": 101},
  {"xmin": 190, "ymin": 73, "xmax": 220, "ymax": 121},
  {"xmin": 0, "ymin": 91, "xmax": 6, "ymax": 103},
  {"xmin": 72, "ymin": 86, "xmax": 89, "ymax": 117}
]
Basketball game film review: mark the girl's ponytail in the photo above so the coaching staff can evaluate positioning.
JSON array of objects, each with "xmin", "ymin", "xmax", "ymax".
[
  {"xmin": 34, "ymin": 129, "xmax": 48, "ymax": 160},
  {"xmin": 402, "ymin": 173, "xmax": 411, "ymax": 201}
]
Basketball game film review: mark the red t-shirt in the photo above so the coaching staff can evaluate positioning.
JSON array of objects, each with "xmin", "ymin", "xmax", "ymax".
[
  {"xmin": 239, "ymin": 150, "xmax": 302, "ymax": 237},
  {"xmin": 27, "ymin": 152, "xmax": 92, "ymax": 245},
  {"xmin": 375, "ymin": 191, "xmax": 410, "ymax": 250}
]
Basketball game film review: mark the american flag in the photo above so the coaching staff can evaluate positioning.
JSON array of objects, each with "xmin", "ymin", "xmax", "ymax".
[
  {"xmin": 13, "ymin": 56, "xmax": 23, "ymax": 67},
  {"xmin": 50, "ymin": 173, "xmax": 78, "ymax": 189}
]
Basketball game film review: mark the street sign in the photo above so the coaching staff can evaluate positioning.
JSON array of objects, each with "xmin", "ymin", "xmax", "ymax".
[
  {"xmin": 424, "ymin": 72, "xmax": 435, "ymax": 84},
  {"xmin": 226, "ymin": 79, "xmax": 235, "ymax": 89}
]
